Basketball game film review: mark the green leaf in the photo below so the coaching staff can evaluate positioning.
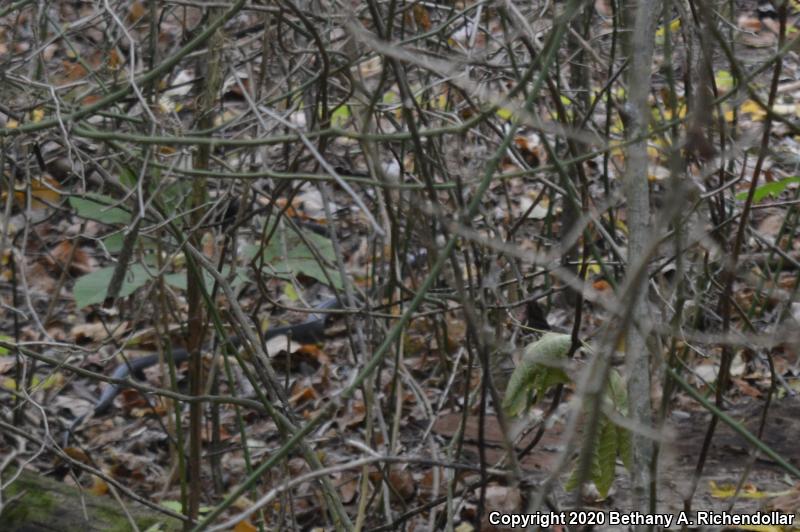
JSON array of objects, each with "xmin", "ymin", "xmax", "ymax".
[
  {"xmin": 564, "ymin": 463, "xmax": 580, "ymax": 493},
  {"xmin": 69, "ymin": 194, "xmax": 131, "ymax": 225},
  {"xmin": 162, "ymin": 266, "xmax": 248, "ymax": 292},
  {"xmin": 73, "ymin": 263, "xmax": 151, "ymax": 308},
  {"xmin": 101, "ymin": 232, "xmax": 125, "ymax": 254},
  {"xmin": 119, "ymin": 166, "xmax": 138, "ymax": 189},
  {"xmin": 715, "ymin": 70, "xmax": 734, "ymax": 92},
  {"xmin": 160, "ymin": 180, "xmax": 191, "ymax": 210},
  {"xmin": 502, "ymin": 333, "xmax": 572, "ymax": 416},
  {"xmin": 533, "ymin": 366, "xmax": 570, "ymax": 398},
  {"xmin": 330, "ymin": 104, "xmax": 351, "ymax": 127},
  {"xmin": 735, "ymin": 176, "xmax": 800, "ymax": 202},
  {"xmin": 382, "ymin": 91, "xmax": 399, "ymax": 105},
  {"xmin": 160, "ymin": 500, "xmax": 183, "ymax": 513},
  {"xmin": 0, "ymin": 335, "xmax": 11, "ymax": 355},
  {"xmin": 284, "ymin": 283, "xmax": 299, "ymax": 302},
  {"xmin": 607, "ymin": 369, "xmax": 629, "ymax": 415},
  {"xmin": 249, "ymin": 223, "xmax": 343, "ymax": 289},
  {"xmin": 593, "ymin": 417, "xmax": 618, "ymax": 498},
  {"xmin": 566, "ymin": 415, "xmax": 622, "ymax": 498}
]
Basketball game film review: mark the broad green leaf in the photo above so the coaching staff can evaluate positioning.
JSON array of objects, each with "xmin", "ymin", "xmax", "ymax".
[
  {"xmin": 248, "ymin": 223, "xmax": 343, "ymax": 289},
  {"xmin": 101, "ymin": 232, "xmax": 125, "ymax": 254},
  {"xmin": 566, "ymin": 414, "xmax": 622, "ymax": 498},
  {"xmin": 502, "ymin": 333, "xmax": 571, "ymax": 416},
  {"xmin": 532, "ymin": 366, "xmax": 570, "ymax": 398},
  {"xmin": 73, "ymin": 263, "xmax": 151, "ymax": 308},
  {"xmin": 607, "ymin": 368, "xmax": 628, "ymax": 415},
  {"xmin": 70, "ymin": 194, "xmax": 131, "ymax": 225},
  {"xmin": 163, "ymin": 266, "xmax": 248, "ymax": 292},
  {"xmin": 736, "ymin": 176, "xmax": 800, "ymax": 202},
  {"xmin": 593, "ymin": 417, "xmax": 618, "ymax": 498},
  {"xmin": 160, "ymin": 179, "xmax": 191, "ymax": 209},
  {"xmin": 119, "ymin": 166, "xmax": 137, "ymax": 188}
]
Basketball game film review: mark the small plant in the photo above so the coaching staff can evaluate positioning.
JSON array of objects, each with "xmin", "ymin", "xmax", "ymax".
[{"xmin": 502, "ymin": 333, "xmax": 632, "ymax": 498}]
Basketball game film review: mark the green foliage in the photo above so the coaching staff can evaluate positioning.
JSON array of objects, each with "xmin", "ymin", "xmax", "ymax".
[
  {"xmin": 73, "ymin": 262, "xmax": 247, "ymax": 308},
  {"xmin": 502, "ymin": 335, "xmax": 632, "ymax": 498},
  {"xmin": 73, "ymin": 264, "xmax": 152, "ymax": 308},
  {"xmin": 246, "ymin": 222, "xmax": 344, "ymax": 289},
  {"xmin": 564, "ymin": 412, "xmax": 624, "ymax": 498},
  {"xmin": 69, "ymin": 194, "xmax": 131, "ymax": 225},
  {"xmin": 502, "ymin": 333, "xmax": 571, "ymax": 416},
  {"xmin": 735, "ymin": 176, "xmax": 800, "ymax": 203},
  {"xmin": 330, "ymin": 104, "xmax": 351, "ymax": 127},
  {"xmin": 0, "ymin": 335, "xmax": 10, "ymax": 355}
]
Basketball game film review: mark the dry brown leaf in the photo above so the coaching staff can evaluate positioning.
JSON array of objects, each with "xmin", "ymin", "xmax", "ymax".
[
  {"xmin": 289, "ymin": 384, "xmax": 317, "ymax": 407},
  {"xmin": 233, "ymin": 520, "xmax": 258, "ymax": 532},
  {"xmin": 412, "ymin": 4, "xmax": 432, "ymax": 30},
  {"xmin": 128, "ymin": 1, "xmax": 146, "ymax": 23},
  {"xmin": 46, "ymin": 241, "xmax": 92, "ymax": 276},
  {"xmin": 63, "ymin": 447, "xmax": 92, "ymax": 465},
  {"xmin": 89, "ymin": 476, "xmax": 109, "ymax": 496},
  {"xmin": 338, "ymin": 477, "xmax": 359, "ymax": 504}
]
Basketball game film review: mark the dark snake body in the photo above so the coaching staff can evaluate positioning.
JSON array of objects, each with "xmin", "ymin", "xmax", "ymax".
[
  {"xmin": 65, "ymin": 296, "xmax": 344, "ymax": 443},
  {"xmin": 68, "ymin": 248, "xmax": 426, "ymax": 442}
]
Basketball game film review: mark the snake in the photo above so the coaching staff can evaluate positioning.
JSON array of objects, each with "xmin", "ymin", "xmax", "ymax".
[{"xmin": 65, "ymin": 296, "xmax": 345, "ymax": 443}]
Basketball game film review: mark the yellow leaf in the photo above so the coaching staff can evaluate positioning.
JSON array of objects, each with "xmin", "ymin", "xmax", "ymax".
[
  {"xmin": 709, "ymin": 481, "xmax": 736, "ymax": 498},
  {"xmin": 655, "ymin": 17, "xmax": 681, "ymax": 38},
  {"xmin": 6, "ymin": 119, "xmax": 19, "ymax": 129},
  {"xmin": 283, "ymin": 283, "xmax": 299, "ymax": 302},
  {"xmin": 709, "ymin": 480, "xmax": 769, "ymax": 499},
  {"xmin": 496, "ymin": 107, "xmax": 513, "ymax": 120},
  {"xmin": 663, "ymin": 104, "xmax": 687, "ymax": 121},
  {"xmin": 724, "ymin": 107, "xmax": 735, "ymax": 123},
  {"xmin": 741, "ymin": 100, "xmax": 767, "ymax": 120},
  {"xmin": 585, "ymin": 263, "xmax": 602, "ymax": 276},
  {"xmin": 30, "ymin": 176, "xmax": 62, "ymax": 208},
  {"xmin": 31, "ymin": 108, "xmax": 45, "ymax": 123}
]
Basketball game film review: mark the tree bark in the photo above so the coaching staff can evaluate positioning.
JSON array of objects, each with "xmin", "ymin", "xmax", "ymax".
[{"xmin": 622, "ymin": 0, "xmax": 660, "ymax": 517}]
